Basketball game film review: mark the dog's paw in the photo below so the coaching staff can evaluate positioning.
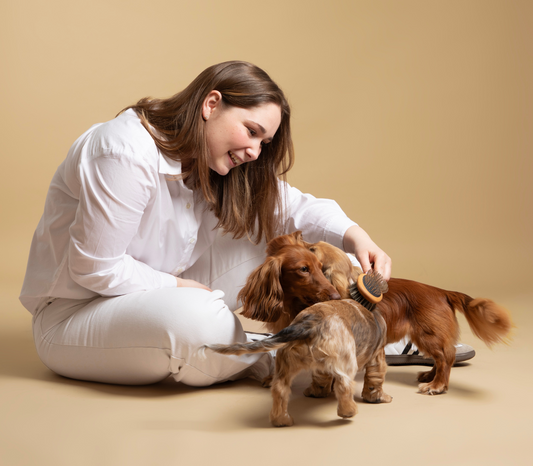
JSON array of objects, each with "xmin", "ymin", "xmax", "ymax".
[
  {"xmin": 304, "ymin": 383, "xmax": 332, "ymax": 398},
  {"xmin": 377, "ymin": 392, "xmax": 393, "ymax": 403},
  {"xmin": 362, "ymin": 387, "xmax": 393, "ymax": 404},
  {"xmin": 261, "ymin": 375, "xmax": 273, "ymax": 388},
  {"xmin": 418, "ymin": 382, "xmax": 447, "ymax": 395},
  {"xmin": 337, "ymin": 400, "xmax": 358, "ymax": 419},
  {"xmin": 270, "ymin": 413, "xmax": 294, "ymax": 427},
  {"xmin": 417, "ymin": 370, "xmax": 436, "ymax": 383}
]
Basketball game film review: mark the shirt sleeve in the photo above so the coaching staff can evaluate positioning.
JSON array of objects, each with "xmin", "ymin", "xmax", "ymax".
[
  {"xmin": 68, "ymin": 150, "xmax": 177, "ymax": 296},
  {"xmin": 280, "ymin": 181, "xmax": 357, "ymax": 250}
]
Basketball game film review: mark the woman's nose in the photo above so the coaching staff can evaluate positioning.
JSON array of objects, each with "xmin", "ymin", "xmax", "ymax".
[{"xmin": 246, "ymin": 141, "xmax": 262, "ymax": 161}]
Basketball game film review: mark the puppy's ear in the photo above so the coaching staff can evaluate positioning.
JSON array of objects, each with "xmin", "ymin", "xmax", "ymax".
[
  {"xmin": 266, "ymin": 231, "xmax": 302, "ymax": 256},
  {"xmin": 291, "ymin": 230, "xmax": 304, "ymax": 244},
  {"xmin": 239, "ymin": 256, "xmax": 285, "ymax": 323}
]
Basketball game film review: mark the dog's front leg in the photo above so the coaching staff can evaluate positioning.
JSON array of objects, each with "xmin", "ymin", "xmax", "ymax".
[
  {"xmin": 304, "ymin": 371, "xmax": 334, "ymax": 398},
  {"xmin": 362, "ymin": 348, "xmax": 392, "ymax": 403}
]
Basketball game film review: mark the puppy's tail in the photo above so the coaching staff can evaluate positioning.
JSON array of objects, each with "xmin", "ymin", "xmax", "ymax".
[
  {"xmin": 446, "ymin": 292, "xmax": 514, "ymax": 346},
  {"xmin": 204, "ymin": 314, "xmax": 319, "ymax": 356}
]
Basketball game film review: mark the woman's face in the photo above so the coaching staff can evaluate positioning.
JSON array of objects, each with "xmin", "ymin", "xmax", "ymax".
[{"xmin": 203, "ymin": 91, "xmax": 282, "ymax": 176}]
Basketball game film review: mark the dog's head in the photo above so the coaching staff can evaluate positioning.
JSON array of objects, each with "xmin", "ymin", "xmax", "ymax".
[
  {"xmin": 266, "ymin": 230, "xmax": 305, "ymax": 256},
  {"xmin": 304, "ymin": 241, "xmax": 362, "ymax": 298},
  {"xmin": 239, "ymin": 232, "xmax": 341, "ymax": 327}
]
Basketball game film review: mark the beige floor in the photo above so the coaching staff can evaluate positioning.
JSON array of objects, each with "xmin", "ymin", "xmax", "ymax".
[{"xmin": 1, "ymin": 283, "xmax": 532, "ymax": 466}]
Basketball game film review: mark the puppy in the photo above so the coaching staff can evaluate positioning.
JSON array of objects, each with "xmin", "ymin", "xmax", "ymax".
[
  {"xmin": 205, "ymin": 299, "xmax": 391, "ymax": 427},
  {"xmin": 238, "ymin": 231, "xmax": 341, "ymax": 334},
  {"xmin": 304, "ymin": 240, "xmax": 514, "ymax": 395}
]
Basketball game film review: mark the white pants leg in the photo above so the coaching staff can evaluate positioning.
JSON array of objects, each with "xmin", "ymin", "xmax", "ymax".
[{"xmin": 32, "ymin": 232, "xmax": 269, "ymax": 387}]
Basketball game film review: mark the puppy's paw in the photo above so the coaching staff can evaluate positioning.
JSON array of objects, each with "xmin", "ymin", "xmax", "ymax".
[
  {"xmin": 270, "ymin": 413, "xmax": 294, "ymax": 427},
  {"xmin": 261, "ymin": 375, "xmax": 273, "ymax": 388},
  {"xmin": 304, "ymin": 383, "xmax": 332, "ymax": 398},
  {"xmin": 417, "ymin": 370, "xmax": 436, "ymax": 383},
  {"xmin": 337, "ymin": 400, "xmax": 358, "ymax": 418},
  {"xmin": 362, "ymin": 387, "xmax": 393, "ymax": 403},
  {"xmin": 418, "ymin": 382, "xmax": 447, "ymax": 395}
]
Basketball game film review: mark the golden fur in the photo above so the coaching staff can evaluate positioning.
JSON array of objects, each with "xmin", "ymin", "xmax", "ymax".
[{"xmin": 205, "ymin": 299, "xmax": 391, "ymax": 427}]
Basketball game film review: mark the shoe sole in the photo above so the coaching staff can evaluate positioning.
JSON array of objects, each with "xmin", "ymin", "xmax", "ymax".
[{"xmin": 386, "ymin": 349, "xmax": 476, "ymax": 366}]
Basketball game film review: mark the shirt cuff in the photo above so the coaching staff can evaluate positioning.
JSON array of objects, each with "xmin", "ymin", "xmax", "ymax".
[{"xmin": 159, "ymin": 271, "xmax": 178, "ymax": 289}]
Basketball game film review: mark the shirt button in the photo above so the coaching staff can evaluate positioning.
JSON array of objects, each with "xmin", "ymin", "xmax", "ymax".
[
  {"xmin": 176, "ymin": 267, "xmax": 183, "ymax": 275},
  {"xmin": 189, "ymin": 238, "xmax": 196, "ymax": 244},
  {"xmin": 186, "ymin": 203, "xmax": 191, "ymax": 209}
]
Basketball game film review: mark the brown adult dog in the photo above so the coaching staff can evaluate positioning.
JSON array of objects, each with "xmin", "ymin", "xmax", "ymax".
[
  {"xmin": 205, "ymin": 299, "xmax": 391, "ymax": 427},
  {"xmin": 303, "ymin": 240, "xmax": 513, "ymax": 395},
  {"xmin": 238, "ymin": 232, "xmax": 341, "ymax": 334}
]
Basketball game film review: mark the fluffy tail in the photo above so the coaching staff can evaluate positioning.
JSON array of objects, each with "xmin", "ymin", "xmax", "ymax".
[
  {"xmin": 204, "ymin": 315, "xmax": 319, "ymax": 356},
  {"xmin": 446, "ymin": 293, "xmax": 514, "ymax": 346}
]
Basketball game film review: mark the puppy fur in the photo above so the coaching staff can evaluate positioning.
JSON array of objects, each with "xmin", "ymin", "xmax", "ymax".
[
  {"xmin": 239, "ymin": 231, "xmax": 341, "ymax": 334},
  {"xmin": 206, "ymin": 299, "xmax": 391, "ymax": 427},
  {"xmin": 304, "ymin": 240, "xmax": 514, "ymax": 395}
]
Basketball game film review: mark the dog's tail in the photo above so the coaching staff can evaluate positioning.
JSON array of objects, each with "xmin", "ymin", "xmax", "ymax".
[
  {"xmin": 203, "ymin": 314, "xmax": 319, "ymax": 356},
  {"xmin": 446, "ymin": 292, "xmax": 514, "ymax": 346}
]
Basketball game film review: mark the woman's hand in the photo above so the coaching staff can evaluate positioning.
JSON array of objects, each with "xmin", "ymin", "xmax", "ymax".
[
  {"xmin": 176, "ymin": 277, "xmax": 213, "ymax": 292},
  {"xmin": 343, "ymin": 224, "xmax": 392, "ymax": 281}
]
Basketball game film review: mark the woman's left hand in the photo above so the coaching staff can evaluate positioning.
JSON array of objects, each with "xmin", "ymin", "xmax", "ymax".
[{"xmin": 343, "ymin": 224, "xmax": 392, "ymax": 281}]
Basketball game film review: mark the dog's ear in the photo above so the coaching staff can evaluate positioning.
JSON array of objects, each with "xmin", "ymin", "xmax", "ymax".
[
  {"xmin": 239, "ymin": 256, "xmax": 285, "ymax": 323},
  {"xmin": 291, "ymin": 230, "xmax": 304, "ymax": 244},
  {"xmin": 266, "ymin": 231, "xmax": 303, "ymax": 256}
]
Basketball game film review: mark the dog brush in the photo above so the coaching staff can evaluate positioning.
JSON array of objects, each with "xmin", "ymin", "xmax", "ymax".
[{"xmin": 349, "ymin": 270, "xmax": 388, "ymax": 311}]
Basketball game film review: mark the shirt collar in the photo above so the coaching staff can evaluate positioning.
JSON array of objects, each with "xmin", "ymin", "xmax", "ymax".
[{"xmin": 159, "ymin": 153, "xmax": 183, "ymax": 179}]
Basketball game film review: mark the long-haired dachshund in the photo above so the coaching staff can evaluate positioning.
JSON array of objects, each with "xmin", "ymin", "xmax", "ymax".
[
  {"xmin": 238, "ymin": 231, "xmax": 341, "ymax": 334},
  {"xmin": 303, "ymin": 239, "xmax": 514, "ymax": 395},
  {"xmin": 205, "ymin": 299, "xmax": 391, "ymax": 427}
]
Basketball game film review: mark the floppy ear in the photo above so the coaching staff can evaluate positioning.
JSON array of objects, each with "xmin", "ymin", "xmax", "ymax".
[
  {"xmin": 266, "ymin": 231, "xmax": 304, "ymax": 256},
  {"xmin": 239, "ymin": 256, "xmax": 285, "ymax": 323}
]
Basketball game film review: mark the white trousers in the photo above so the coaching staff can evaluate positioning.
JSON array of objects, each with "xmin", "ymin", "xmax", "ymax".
[{"xmin": 33, "ymin": 232, "xmax": 272, "ymax": 387}]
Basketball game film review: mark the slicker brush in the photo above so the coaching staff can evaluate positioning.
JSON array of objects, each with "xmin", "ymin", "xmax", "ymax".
[{"xmin": 349, "ymin": 270, "xmax": 389, "ymax": 311}]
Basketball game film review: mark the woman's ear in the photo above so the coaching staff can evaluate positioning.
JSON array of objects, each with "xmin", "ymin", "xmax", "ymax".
[{"xmin": 202, "ymin": 90, "xmax": 222, "ymax": 121}]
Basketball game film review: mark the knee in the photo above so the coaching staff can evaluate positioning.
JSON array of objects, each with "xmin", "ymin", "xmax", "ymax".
[{"xmin": 141, "ymin": 288, "xmax": 245, "ymax": 349}]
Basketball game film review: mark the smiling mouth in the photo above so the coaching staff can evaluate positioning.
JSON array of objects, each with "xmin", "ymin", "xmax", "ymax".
[{"xmin": 228, "ymin": 151, "xmax": 240, "ymax": 166}]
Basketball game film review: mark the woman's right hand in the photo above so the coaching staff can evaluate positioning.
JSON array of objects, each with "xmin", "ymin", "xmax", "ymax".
[{"xmin": 176, "ymin": 277, "xmax": 213, "ymax": 292}]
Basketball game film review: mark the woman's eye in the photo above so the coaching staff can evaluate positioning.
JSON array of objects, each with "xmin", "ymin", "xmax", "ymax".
[
  {"xmin": 300, "ymin": 266, "xmax": 309, "ymax": 273},
  {"xmin": 248, "ymin": 128, "xmax": 256, "ymax": 136}
]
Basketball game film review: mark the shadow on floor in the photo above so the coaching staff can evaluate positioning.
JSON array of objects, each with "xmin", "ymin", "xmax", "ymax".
[{"xmin": 1, "ymin": 328, "xmax": 486, "ymax": 406}]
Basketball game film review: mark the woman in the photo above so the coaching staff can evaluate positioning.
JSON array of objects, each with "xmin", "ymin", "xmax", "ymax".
[{"xmin": 20, "ymin": 61, "xmax": 393, "ymax": 387}]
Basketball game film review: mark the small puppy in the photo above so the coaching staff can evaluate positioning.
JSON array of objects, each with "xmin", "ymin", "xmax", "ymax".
[
  {"xmin": 304, "ymin": 240, "xmax": 514, "ymax": 395},
  {"xmin": 205, "ymin": 299, "xmax": 391, "ymax": 427},
  {"xmin": 238, "ymin": 231, "xmax": 341, "ymax": 334}
]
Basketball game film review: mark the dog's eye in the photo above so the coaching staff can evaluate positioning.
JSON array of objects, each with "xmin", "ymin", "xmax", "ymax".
[{"xmin": 300, "ymin": 266, "xmax": 310, "ymax": 273}]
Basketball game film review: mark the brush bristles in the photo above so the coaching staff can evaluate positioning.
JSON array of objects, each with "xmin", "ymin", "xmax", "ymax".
[{"xmin": 349, "ymin": 270, "xmax": 388, "ymax": 311}]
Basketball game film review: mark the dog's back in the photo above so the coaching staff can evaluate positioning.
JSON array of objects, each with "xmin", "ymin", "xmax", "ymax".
[
  {"xmin": 205, "ymin": 298, "xmax": 391, "ymax": 426},
  {"xmin": 294, "ymin": 300, "xmax": 387, "ymax": 370},
  {"xmin": 208, "ymin": 299, "xmax": 386, "ymax": 368},
  {"xmin": 381, "ymin": 278, "xmax": 512, "ymax": 348}
]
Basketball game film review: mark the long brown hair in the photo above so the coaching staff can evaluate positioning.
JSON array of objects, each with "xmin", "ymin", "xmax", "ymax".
[{"xmin": 121, "ymin": 61, "xmax": 294, "ymax": 243}]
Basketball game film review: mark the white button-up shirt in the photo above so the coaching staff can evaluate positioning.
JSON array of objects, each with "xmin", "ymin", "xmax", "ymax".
[{"xmin": 20, "ymin": 110, "xmax": 356, "ymax": 314}]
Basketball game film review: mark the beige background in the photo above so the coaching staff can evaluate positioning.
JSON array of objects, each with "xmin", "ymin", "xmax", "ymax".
[{"xmin": 1, "ymin": 1, "xmax": 532, "ymax": 465}]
